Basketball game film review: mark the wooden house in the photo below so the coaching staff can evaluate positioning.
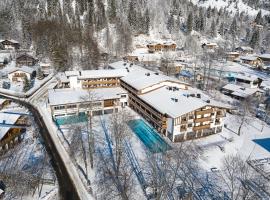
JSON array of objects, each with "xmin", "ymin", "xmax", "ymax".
[
  {"xmin": 0, "ymin": 99, "xmax": 11, "ymax": 110},
  {"xmin": 16, "ymin": 53, "xmax": 38, "ymax": 67},
  {"xmin": 0, "ymin": 113, "xmax": 27, "ymax": 152},
  {"xmin": 8, "ymin": 66, "xmax": 36, "ymax": 82},
  {"xmin": 226, "ymin": 52, "xmax": 240, "ymax": 61},
  {"xmin": 235, "ymin": 46, "xmax": 254, "ymax": 55},
  {"xmin": 0, "ymin": 39, "xmax": 20, "ymax": 50},
  {"xmin": 240, "ymin": 56, "xmax": 263, "ymax": 68}
]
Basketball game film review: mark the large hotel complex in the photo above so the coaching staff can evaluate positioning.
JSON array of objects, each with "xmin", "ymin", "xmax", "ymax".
[{"xmin": 49, "ymin": 61, "xmax": 231, "ymax": 142}]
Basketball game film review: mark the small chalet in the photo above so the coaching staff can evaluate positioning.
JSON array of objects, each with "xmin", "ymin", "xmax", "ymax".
[
  {"xmin": 235, "ymin": 46, "xmax": 254, "ymax": 55},
  {"xmin": 16, "ymin": 53, "xmax": 38, "ymax": 67},
  {"xmin": 125, "ymin": 55, "xmax": 139, "ymax": 62},
  {"xmin": 0, "ymin": 39, "xmax": 20, "ymax": 50},
  {"xmin": 146, "ymin": 41, "xmax": 176, "ymax": 53},
  {"xmin": 221, "ymin": 84, "xmax": 263, "ymax": 100},
  {"xmin": 40, "ymin": 62, "xmax": 53, "ymax": 76},
  {"xmin": 0, "ymin": 113, "xmax": 27, "ymax": 152},
  {"xmin": 0, "ymin": 99, "xmax": 11, "ymax": 110},
  {"xmin": 258, "ymin": 54, "xmax": 270, "ymax": 65},
  {"xmin": 201, "ymin": 43, "xmax": 218, "ymax": 50},
  {"xmin": 240, "ymin": 56, "xmax": 263, "ymax": 68},
  {"xmin": 8, "ymin": 66, "xmax": 36, "ymax": 82},
  {"xmin": 226, "ymin": 52, "xmax": 240, "ymax": 61}
]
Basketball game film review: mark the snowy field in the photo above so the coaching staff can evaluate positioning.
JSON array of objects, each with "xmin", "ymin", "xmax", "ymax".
[{"xmin": 0, "ymin": 102, "xmax": 58, "ymax": 200}]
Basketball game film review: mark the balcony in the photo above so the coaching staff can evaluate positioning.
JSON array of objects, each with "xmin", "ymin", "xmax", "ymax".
[
  {"xmin": 194, "ymin": 117, "xmax": 212, "ymax": 123},
  {"xmin": 193, "ymin": 124, "xmax": 211, "ymax": 131},
  {"xmin": 196, "ymin": 109, "xmax": 213, "ymax": 115}
]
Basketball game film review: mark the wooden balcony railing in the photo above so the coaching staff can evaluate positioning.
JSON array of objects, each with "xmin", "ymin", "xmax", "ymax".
[
  {"xmin": 194, "ymin": 117, "xmax": 212, "ymax": 123},
  {"xmin": 196, "ymin": 109, "xmax": 213, "ymax": 115},
  {"xmin": 193, "ymin": 124, "xmax": 211, "ymax": 131}
]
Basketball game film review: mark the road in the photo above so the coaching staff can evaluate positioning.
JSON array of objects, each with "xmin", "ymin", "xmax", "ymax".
[{"xmin": 0, "ymin": 77, "xmax": 91, "ymax": 200}]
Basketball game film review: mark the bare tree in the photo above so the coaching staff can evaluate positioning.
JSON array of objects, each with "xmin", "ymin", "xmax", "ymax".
[
  {"xmin": 95, "ymin": 110, "xmax": 136, "ymax": 200},
  {"xmin": 81, "ymin": 89, "xmax": 99, "ymax": 170},
  {"xmin": 217, "ymin": 154, "xmax": 267, "ymax": 200}
]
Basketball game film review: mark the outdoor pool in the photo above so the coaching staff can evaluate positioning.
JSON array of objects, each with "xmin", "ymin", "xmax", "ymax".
[
  {"xmin": 55, "ymin": 113, "xmax": 88, "ymax": 126},
  {"xmin": 253, "ymin": 138, "xmax": 270, "ymax": 152},
  {"xmin": 128, "ymin": 119, "xmax": 171, "ymax": 153}
]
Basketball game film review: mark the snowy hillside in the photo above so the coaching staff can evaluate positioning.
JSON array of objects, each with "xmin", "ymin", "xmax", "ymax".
[{"xmin": 191, "ymin": 0, "xmax": 270, "ymax": 16}]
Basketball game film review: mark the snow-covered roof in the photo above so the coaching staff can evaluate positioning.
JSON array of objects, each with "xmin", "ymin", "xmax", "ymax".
[
  {"xmin": 65, "ymin": 71, "xmax": 80, "ymax": 77},
  {"xmin": 227, "ymin": 52, "xmax": 240, "ymax": 55},
  {"xmin": 258, "ymin": 54, "xmax": 270, "ymax": 60},
  {"xmin": 57, "ymin": 73, "xmax": 69, "ymax": 83},
  {"xmin": 0, "ymin": 98, "xmax": 8, "ymax": 105},
  {"xmin": 121, "ymin": 67, "xmax": 185, "ymax": 91},
  {"xmin": 222, "ymin": 84, "xmax": 263, "ymax": 98},
  {"xmin": 0, "ymin": 39, "xmax": 19, "ymax": 44},
  {"xmin": 0, "ymin": 112, "xmax": 21, "ymax": 141},
  {"xmin": 48, "ymin": 87, "xmax": 127, "ymax": 106},
  {"xmin": 139, "ymin": 86, "xmax": 231, "ymax": 118},
  {"xmin": 236, "ymin": 46, "xmax": 253, "ymax": 51},
  {"xmin": 240, "ymin": 55, "xmax": 258, "ymax": 61},
  {"xmin": 235, "ymin": 73, "xmax": 259, "ymax": 82},
  {"xmin": 79, "ymin": 69, "xmax": 127, "ymax": 79},
  {"xmin": 8, "ymin": 66, "xmax": 35, "ymax": 74}
]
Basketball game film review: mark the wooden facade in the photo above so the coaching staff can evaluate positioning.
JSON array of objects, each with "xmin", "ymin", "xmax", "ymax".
[
  {"xmin": 0, "ymin": 116, "xmax": 27, "ymax": 153},
  {"xmin": 16, "ymin": 54, "xmax": 38, "ymax": 67},
  {"xmin": 81, "ymin": 77, "xmax": 121, "ymax": 89},
  {"xmin": 0, "ymin": 99, "xmax": 11, "ymax": 110},
  {"xmin": 0, "ymin": 40, "xmax": 20, "ymax": 50},
  {"xmin": 147, "ymin": 43, "xmax": 176, "ymax": 53}
]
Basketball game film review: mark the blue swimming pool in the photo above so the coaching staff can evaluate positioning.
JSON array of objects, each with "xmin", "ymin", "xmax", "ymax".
[
  {"xmin": 253, "ymin": 138, "xmax": 270, "ymax": 152},
  {"xmin": 128, "ymin": 119, "xmax": 171, "ymax": 153},
  {"xmin": 55, "ymin": 113, "xmax": 88, "ymax": 126}
]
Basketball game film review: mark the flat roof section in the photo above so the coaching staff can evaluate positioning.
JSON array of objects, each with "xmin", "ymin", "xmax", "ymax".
[{"xmin": 48, "ymin": 87, "xmax": 127, "ymax": 106}]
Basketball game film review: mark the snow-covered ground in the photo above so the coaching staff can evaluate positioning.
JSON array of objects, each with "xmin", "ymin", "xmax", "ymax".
[
  {"xmin": 0, "ymin": 103, "xmax": 58, "ymax": 200},
  {"xmin": 196, "ymin": 113, "xmax": 270, "ymax": 171}
]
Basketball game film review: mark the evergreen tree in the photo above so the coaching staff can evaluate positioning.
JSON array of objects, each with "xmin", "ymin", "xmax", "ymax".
[
  {"xmin": 96, "ymin": 1, "xmax": 107, "ymax": 31},
  {"xmin": 145, "ymin": 8, "xmax": 150, "ymax": 34},
  {"xmin": 37, "ymin": 67, "xmax": 43, "ymax": 79},
  {"xmin": 206, "ymin": 6, "xmax": 211, "ymax": 18},
  {"xmin": 249, "ymin": 29, "xmax": 260, "ymax": 49},
  {"xmin": 199, "ymin": 8, "xmax": 205, "ymax": 32},
  {"xmin": 210, "ymin": 20, "xmax": 216, "ymax": 37},
  {"xmin": 245, "ymin": 28, "xmax": 251, "ymax": 41},
  {"xmin": 229, "ymin": 17, "xmax": 238, "ymax": 37},
  {"xmin": 167, "ymin": 12, "xmax": 174, "ymax": 34},
  {"xmin": 128, "ymin": 2, "xmax": 137, "ymax": 30},
  {"xmin": 187, "ymin": 12, "xmax": 193, "ymax": 33},
  {"xmin": 254, "ymin": 10, "xmax": 262, "ymax": 24},
  {"xmin": 219, "ymin": 22, "xmax": 224, "ymax": 36},
  {"xmin": 108, "ymin": 0, "xmax": 117, "ymax": 23},
  {"xmin": 23, "ymin": 76, "xmax": 31, "ymax": 92}
]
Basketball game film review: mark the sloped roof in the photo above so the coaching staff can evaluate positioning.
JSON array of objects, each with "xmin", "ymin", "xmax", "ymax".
[{"xmin": 0, "ymin": 112, "xmax": 21, "ymax": 141}]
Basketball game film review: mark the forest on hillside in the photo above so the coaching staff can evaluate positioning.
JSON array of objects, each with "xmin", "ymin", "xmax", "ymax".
[{"xmin": 0, "ymin": 0, "xmax": 269, "ymax": 71}]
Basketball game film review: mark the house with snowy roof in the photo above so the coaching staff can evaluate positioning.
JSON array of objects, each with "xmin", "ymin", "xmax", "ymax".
[
  {"xmin": 16, "ymin": 53, "xmax": 38, "ymax": 67},
  {"xmin": 0, "ymin": 112, "xmax": 27, "ymax": 152},
  {"xmin": 0, "ymin": 99, "xmax": 11, "ymax": 110},
  {"xmin": 7, "ymin": 66, "xmax": 36, "ymax": 83},
  {"xmin": 0, "ymin": 39, "xmax": 20, "ymax": 50},
  {"xmin": 221, "ymin": 84, "xmax": 264, "ymax": 100},
  {"xmin": 258, "ymin": 54, "xmax": 270, "ymax": 65},
  {"xmin": 235, "ymin": 46, "xmax": 254, "ymax": 55},
  {"xmin": 239, "ymin": 55, "xmax": 263, "ymax": 68}
]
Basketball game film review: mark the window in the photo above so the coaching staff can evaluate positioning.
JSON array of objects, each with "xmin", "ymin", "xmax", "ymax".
[
  {"xmin": 121, "ymin": 95, "xmax": 127, "ymax": 98},
  {"xmin": 188, "ymin": 123, "xmax": 193, "ymax": 128},
  {"xmin": 67, "ymin": 104, "xmax": 77, "ymax": 109}
]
